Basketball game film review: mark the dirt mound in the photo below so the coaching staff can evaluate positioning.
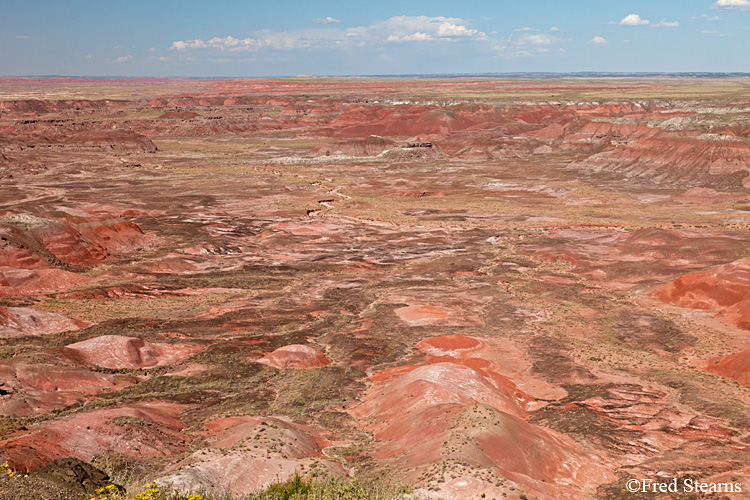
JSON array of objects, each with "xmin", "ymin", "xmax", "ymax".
[
  {"xmin": 417, "ymin": 334, "xmax": 482, "ymax": 355},
  {"xmin": 26, "ymin": 220, "xmax": 109, "ymax": 266},
  {"xmin": 0, "ymin": 306, "xmax": 90, "ymax": 338},
  {"xmin": 75, "ymin": 217, "xmax": 145, "ymax": 253},
  {"xmin": 256, "ymin": 344, "xmax": 330, "ymax": 369},
  {"xmin": 0, "ymin": 214, "xmax": 146, "ymax": 269},
  {"xmin": 1, "ymin": 402, "xmax": 188, "ymax": 472},
  {"xmin": 0, "ymin": 362, "xmax": 139, "ymax": 416},
  {"xmin": 158, "ymin": 416, "xmax": 339, "ymax": 497},
  {"xmin": 698, "ymin": 350, "xmax": 750, "ymax": 386},
  {"xmin": 205, "ymin": 416, "xmax": 330, "ymax": 455},
  {"xmin": 0, "ymin": 267, "xmax": 90, "ymax": 297},
  {"xmin": 350, "ymin": 342, "xmax": 612, "ymax": 499},
  {"xmin": 62, "ymin": 335, "xmax": 200, "ymax": 370},
  {"xmin": 652, "ymin": 258, "xmax": 750, "ymax": 330},
  {"xmin": 0, "ymin": 236, "xmax": 49, "ymax": 269}
]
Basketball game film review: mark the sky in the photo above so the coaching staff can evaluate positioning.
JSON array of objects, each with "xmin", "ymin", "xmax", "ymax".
[{"xmin": 1, "ymin": 0, "xmax": 749, "ymax": 77}]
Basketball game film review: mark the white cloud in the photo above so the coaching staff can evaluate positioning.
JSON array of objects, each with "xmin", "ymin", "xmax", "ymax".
[
  {"xmin": 437, "ymin": 21, "xmax": 485, "ymax": 38},
  {"xmin": 589, "ymin": 36, "xmax": 608, "ymax": 44},
  {"xmin": 651, "ymin": 20, "xmax": 680, "ymax": 28},
  {"xmin": 518, "ymin": 34, "xmax": 553, "ymax": 45},
  {"xmin": 115, "ymin": 55, "xmax": 132, "ymax": 63},
  {"xmin": 388, "ymin": 32, "xmax": 434, "ymax": 42},
  {"xmin": 311, "ymin": 17, "xmax": 340, "ymax": 24},
  {"xmin": 514, "ymin": 27, "xmax": 533, "ymax": 32},
  {"xmin": 549, "ymin": 27, "xmax": 560, "ymax": 32},
  {"xmin": 619, "ymin": 14, "xmax": 650, "ymax": 26},
  {"xmin": 713, "ymin": 0, "xmax": 750, "ymax": 10},
  {"xmin": 84, "ymin": 54, "xmax": 94, "ymax": 59},
  {"xmin": 170, "ymin": 16, "xmax": 489, "ymax": 55},
  {"xmin": 702, "ymin": 30, "xmax": 730, "ymax": 36},
  {"xmin": 16, "ymin": 35, "xmax": 31, "ymax": 39},
  {"xmin": 708, "ymin": 16, "xmax": 722, "ymax": 21}
]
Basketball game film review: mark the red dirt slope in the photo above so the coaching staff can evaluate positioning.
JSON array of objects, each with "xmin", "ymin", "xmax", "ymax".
[
  {"xmin": 256, "ymin": 344, "xmax": 330, "ymax": 369},
  {"xmin": 0, "ymin": 306, "xmax": 90, "ymax": 338},
  {"xmin": 652, "ymin": 257, "xmax": 750, "ymax": 330},
  {"xmin": 0, "ymin": 402, "xmax": 188, "ymax": 472},
  {"xmin": 62, "ymin": 335, "xmax": 201, "ymax": 370},
  {"xmin": 698, "ymin": 350, "xmax": 750, "ymax": 386}
]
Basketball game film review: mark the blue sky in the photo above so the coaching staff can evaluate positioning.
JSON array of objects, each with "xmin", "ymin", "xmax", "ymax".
[{"xmin": 1, "ymin": 0, "xmax": 749, "ymax": 76}]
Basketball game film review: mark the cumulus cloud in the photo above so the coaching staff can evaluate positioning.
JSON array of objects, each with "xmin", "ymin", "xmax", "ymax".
[
  {"xmin": 311, "ymin": 17, "xmax": 340, "ymax": 24},
  {"xmin": 115, "ymin": 55, "xmax": 132, "ymax": 63},
  {"xmin": 518, "ymin": 34, "xmax": 554, "ymax": 45},
  {"xmin": 170, "ymin": 15, "xmax": 488, "ymax": 53},
  {"xmin": 388, "ymin": 32, "xmax": 434, "ymax": 42},
  {"xmin": 493, "ymin": 31, "xmax": 564, "ymax": 58},
  {"xmin": 166, "ymin": 15, "xmax": 572, "ymax": 63},
  {"xmin": 651, "ymin": 20, "xmax": 680, "ymax": 28},
  {"xmin": 713, "ymin": 0, "xmax": 750, "ymax": 10},
  {"xmin": 619, "ymin": 14, "xmax": 650, "ymax": 26},
  {"xmin": 347, "ymin": 16, "xmax": 487, "ymax": 42},
  {"xmin": 589, "ymin": 36, "xmax": 608, "ymax": 44}
]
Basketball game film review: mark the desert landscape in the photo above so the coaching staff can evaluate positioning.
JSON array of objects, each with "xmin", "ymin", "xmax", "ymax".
[{"xmin": 0, "ymin": 76, "xmax": 749, "ymax": 499}]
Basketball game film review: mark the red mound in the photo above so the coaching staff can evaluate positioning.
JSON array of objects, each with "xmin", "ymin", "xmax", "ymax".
[
  {"xmin": 652, "ymin": 258, "xmax": 750, "ymax": 330},
  {"xmin": 0, "ymin": 214, "xmax": 146, "ymax": 270},
  {"xmin": 75, "ymin": 217, "xmax": 145, "ymax": 253},
  {"xmin": 62, "ymin": 335, "xmax": 200, "ymax": 369},
  {"xmin": 158, "ymin": 416, "xmax": 339, "ymax": 497},
  {"xmin": 698, "ymin": 350, "xmax": 750, "ymax": 386},
  {"xmin": 0, "ymin": 306, "xmax": 90, "ymax": 338},
  {"xmin": 0, "ymin": 267, "xmax": 90, "ymax": 297},
  {"xmin": 0, "ymin": 224, "xmax": 49, "ymax": 269},
  {"xmin": 257, "ymin": 344, "xmax": 330, "ymax": 369},
  {"xmin": 204, "ymin": 416, "xmax": 330, "ymax": 455},
  {"xmin": 417, "ymin": 334, "xmax": 481, "ymax": 355},
  {"xmin": 28, "ymin": 221, "xmax": 109, "ymax": 266},
  {"xmin": 0, "ymin": 362, "xmax": 139, "ymax": 416},
  {"xmin": 0, "ymin": 402, "xmax": 188, "ymax": 471},
  {"xmin": 350, "ymin": 348, "xmax": 611, "ymax": 499}
]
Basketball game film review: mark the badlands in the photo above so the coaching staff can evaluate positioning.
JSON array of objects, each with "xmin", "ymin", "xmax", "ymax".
[{"xmin": 0, "ymin": 76, "xmax": 749, "ymax": 499}]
